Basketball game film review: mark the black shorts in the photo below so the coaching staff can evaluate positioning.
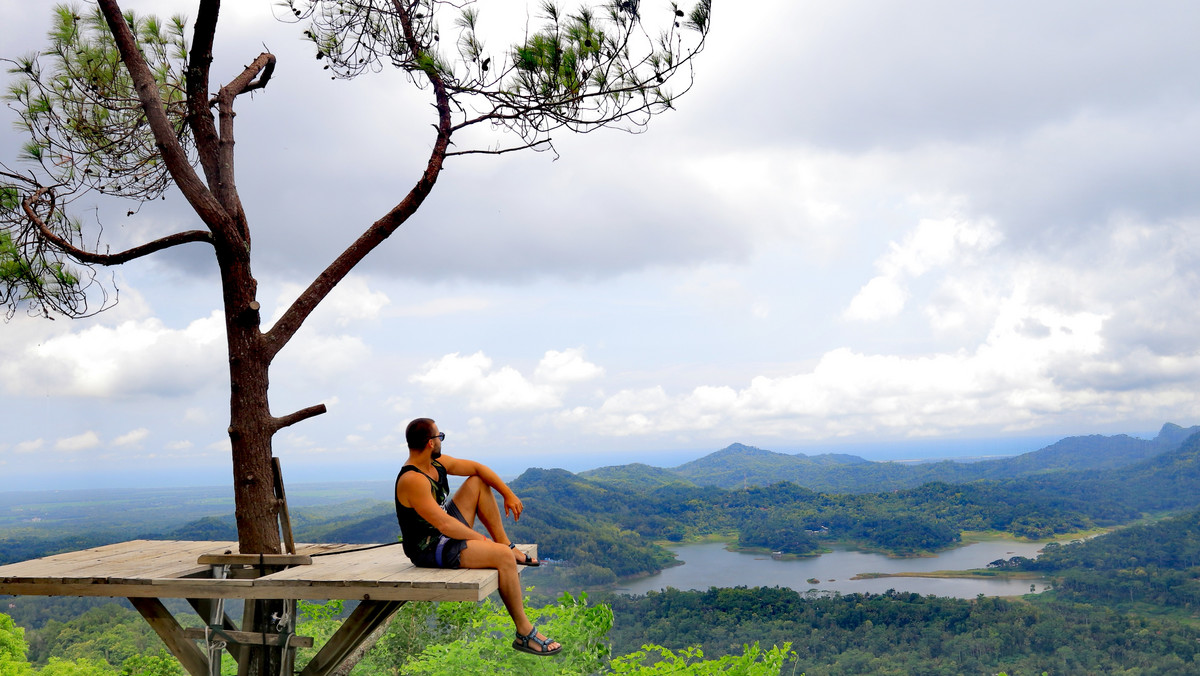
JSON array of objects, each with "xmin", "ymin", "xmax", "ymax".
[{"xmin": 409, "ymin": 501, "xmax": 469, "ymax": 569}]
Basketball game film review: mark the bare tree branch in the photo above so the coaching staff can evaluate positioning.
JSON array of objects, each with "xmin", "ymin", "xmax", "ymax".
[
  {"xmin": 22, "ymin": 186, "xmax": 213, "ymax": 265},
  {"xmin": 188, "ymin": 0, "xmax": 223, "ymax": 193},
  {"xmin": 96, "ymin": 0, "xmax": 235, "ymax": 237},
  {"xmin": 272, "ymin": 403, "xmax": 328, "ymax": 432},
  {"xmin": 263, "ymin": 0, "xmax": 455, "ymax": 359},
  {"xmin": 213, "ymin": 52, "xmax": 277, "ymax": 234},
  {"xmin": 445, "ymin": 138, "xmax": 554, "ymax": 158}
]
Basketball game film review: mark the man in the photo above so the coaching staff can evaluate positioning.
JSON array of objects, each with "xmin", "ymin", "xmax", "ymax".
[{"xmin": 395, "ymin": 418, "xmax": 562, "ymax": 656}]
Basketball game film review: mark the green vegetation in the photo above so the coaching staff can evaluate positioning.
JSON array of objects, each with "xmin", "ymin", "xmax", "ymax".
[
  {"xmin": 1017, "ymin": 508, "xmax": 1200, "ymax": 610},
  {"xmin": 1, "ymin": 595, "xmax": 788, "ymax": 676},
  {"xmin": 0, "ymin": 604, "xmax": 183, "ymax": 676},
  {"xmin": 6, "ymin": 427, "xmax": 1200, "ymax": 673},
  {"xmin": 599, "ymin": 586, "xmax": 1200, "ymax": 674}
]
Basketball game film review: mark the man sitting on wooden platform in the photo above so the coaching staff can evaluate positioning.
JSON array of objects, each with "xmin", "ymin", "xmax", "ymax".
[{"xmin": 394, "ymin": 417, "xmax": 562, "ymax": 657}]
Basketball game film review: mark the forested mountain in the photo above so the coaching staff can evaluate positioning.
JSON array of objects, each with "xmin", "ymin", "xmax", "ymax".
[
  {"xmin": 581, "ymin": 422, "xmax": 1200, "ymax": 493},
  {"xmin": 46, "ymin": 426, "xmax": 1189, "ymax": 592},
  {"xmin": 6, "ymin": 426, "xmax": 1200, "ymax": 596},
  {"xmin": 504, "ymin": 430, "xmax": 1200, "ymax": 589},
  {"xmin": 1016, "ymin": 505, "xmax": 1200, "ymax": 609},
  {"xmin": 578, "ymin": 462, "xmax": 696, "ymax": 491}
]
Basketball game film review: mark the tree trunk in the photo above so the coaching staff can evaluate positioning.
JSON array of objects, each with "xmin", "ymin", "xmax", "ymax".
[
  {"xmin": 220, "ymin": 247, "xmax": 281, "ymax": 555},
  {"xmin": 219, "ymin": 248, "xmax": 284, "ymax": 675}
]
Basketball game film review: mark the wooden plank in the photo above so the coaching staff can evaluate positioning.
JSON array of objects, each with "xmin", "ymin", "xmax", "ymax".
[
  {"xmin": 0, "ymin": 540, "xmax": 519, "ymax": 602},
  {"xmin": 273, "ymin": 457, "xmax": 296, "ymax": 555},
  {"xmin": 129, "ymin": 597, "xmax": 210, "ymax": 676},
  {"xmin": 196, "ymin": 553, "xmax": 312, "ymax": 567},
  {"xmin": 0, "ymin": 578, "xmax": 490, "ymax": 602},
  {"xmin": 294, "ymin": 543, "xmax": 363, "ymax": 557},
  {"xmin": 12, "ymin": 541, "xmax": 226, "ymax": 580},
  {"xmin": 0, "ymin": 544, "xmax": 147, "ymax": 577}
]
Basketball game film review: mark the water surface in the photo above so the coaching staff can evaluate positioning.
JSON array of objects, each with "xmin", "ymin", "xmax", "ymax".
[{"xmin": 616, "ymin": 540, "xmax": 1049, "ymax": 599}]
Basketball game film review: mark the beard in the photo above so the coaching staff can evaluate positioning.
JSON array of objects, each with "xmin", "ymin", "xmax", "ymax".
[{"xmin": 432, "ymin": 447, "xmax": 442, "ymax": 459}]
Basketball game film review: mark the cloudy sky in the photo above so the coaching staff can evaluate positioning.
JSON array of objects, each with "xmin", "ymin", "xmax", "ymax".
[{"xmin": 2, "ymin": 0, "xmax": 1198, "ymax": 490}]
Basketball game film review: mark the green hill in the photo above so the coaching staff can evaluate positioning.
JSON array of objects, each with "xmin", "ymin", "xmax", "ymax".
[
  {"xmin": 579, "ymin": 462, "xmax": 697, "ymax": 491},
  {"xmin": 581, "ymin": 423, "xmax": 1200, "ymax": 493}
]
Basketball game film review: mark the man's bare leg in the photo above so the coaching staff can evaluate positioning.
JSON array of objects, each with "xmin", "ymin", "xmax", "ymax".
[
  {"xmin": 451, "ymin": 477, "xmax": 534, "ymax": 564},
  {"xmin": 458, "ymin": 540, "xmax": 560, "ymax": 653}
]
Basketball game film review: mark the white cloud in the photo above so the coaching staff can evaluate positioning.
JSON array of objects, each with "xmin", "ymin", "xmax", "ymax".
[
  {"xmin": 411, "ymin": 349, "xmax": 604, "ymax": 412},
  {"xmin": 0, "ymin": 313, "xmax": 225, "ymax": 398},
  {"xmin": 412, "ymin": 352, "xmax": 560, "ymax": 412},
  {"xmin": 112, "ymin": 428, "xmax": 150, "ymax": 448},
  {"xmin": 881, "ymin": 217, "xmax": 1002, "ymax": 277},
  {"xmin": 556, "ymin": 296, "xmax": 1154, "ymax": 442},
  {"xmin": 534, "ymin": 349, "xmax": 604, "ymax": 384},
  {"xmin": 56, "ymin": 431, "xmax": 101, "ymax": 452},
  {"xmin": 845, "ymin": 217, "xmax": 1003, "ymax": 321},
  {"xmin": 15, "ymin": 439, "xmax": 44, "ymax": 454},
  {"xmin": 843, "ymin": 277, "xmax": 908, "ymax": 322}
]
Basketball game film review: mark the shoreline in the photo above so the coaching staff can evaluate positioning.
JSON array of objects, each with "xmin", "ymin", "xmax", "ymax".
[{"xmin": 851, "ymin": 570, "xmax": 1045, "ymax": 581}]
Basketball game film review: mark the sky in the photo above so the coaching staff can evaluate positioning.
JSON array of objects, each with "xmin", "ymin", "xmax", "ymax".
[{"xmin": 1, "ymin": 1, "xmax": 1199, "ymax": 490}]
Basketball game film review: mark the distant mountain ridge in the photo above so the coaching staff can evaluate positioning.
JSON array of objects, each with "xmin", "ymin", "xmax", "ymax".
[{"xmin": 580, "ymin": 423, "xmax": 1200, "ymax": 493}]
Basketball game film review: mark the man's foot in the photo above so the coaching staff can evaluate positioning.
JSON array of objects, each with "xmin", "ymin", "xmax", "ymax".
[
  {"xmin": 508, "ymin": 542, "xmax": 541, "ymax": 566},
  {"xmin": 513, "ymin": 625, "xmax": 561, "ymax": 656}
]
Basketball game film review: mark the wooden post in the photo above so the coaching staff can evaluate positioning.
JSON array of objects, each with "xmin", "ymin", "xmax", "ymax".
[
  {"xmin": 237, "ymin": 599, "xmax": 258, "ymax": 676},
  {"xmin": 207, "ymin": 565, "xmax": 229, "ymax": 676},
  {"xmin": 272, "ymin": 457, "xmax": 296, "ymax": 555}
]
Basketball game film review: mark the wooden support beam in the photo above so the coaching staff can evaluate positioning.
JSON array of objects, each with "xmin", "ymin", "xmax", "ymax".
[
  {"xmin": 236, "ymin": 599, "xmax": 258, "ymax": 676},
  {"xmin": 187, "ymin": 598, "xmax": 248, "ymax": 664},
  {"xmin": 273, "ymin": 457, "xmax": 297, "ymax": 555},
  {"xmin": 180, "ymin": 628, "xmax": 314, "ymax": 648},
  {"xmin": 129, "ymin": 597, "xmax": 210, "ymax": 676},
  {"xmin": 196, "ymin": 553, "xmax": 312, "ymax": 567},
  {"xmin": 299, "ymin": 600, "xmax": 405, "ymax": 676}
]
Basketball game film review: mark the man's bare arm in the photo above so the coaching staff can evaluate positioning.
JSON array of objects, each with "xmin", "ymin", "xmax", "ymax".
[
  {"xmin": 439, "ymin": 455, "xmax": 524, "ymax": 521},
  {"xmin": 397, "ymin": 471, "xmax": 485, "ymax": 541}
]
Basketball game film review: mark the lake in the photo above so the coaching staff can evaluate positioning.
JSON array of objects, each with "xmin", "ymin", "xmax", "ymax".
[{"xmin": 615, "ymin": 540, "xmax": 1051, "ymax": 599}]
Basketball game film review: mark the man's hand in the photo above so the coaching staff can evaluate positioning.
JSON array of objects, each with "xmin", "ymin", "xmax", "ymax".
[{"xmin": 504, "ymin": 493, "xmax": 524, "ymax": 521}]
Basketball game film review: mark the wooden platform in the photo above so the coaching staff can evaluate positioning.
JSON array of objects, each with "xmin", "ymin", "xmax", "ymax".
[
  {"xmin": 0, "ymin": 539, "xmax": 534, "ymax": 602},
  {"xmin": 0, "ymin": 539, "xmax": 539, "ymax": 676}
]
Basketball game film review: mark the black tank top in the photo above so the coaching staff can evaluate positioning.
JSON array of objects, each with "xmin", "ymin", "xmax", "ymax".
[{"xmin": 395, "ymin": 461, "xmax": 449, "ymax": 558}]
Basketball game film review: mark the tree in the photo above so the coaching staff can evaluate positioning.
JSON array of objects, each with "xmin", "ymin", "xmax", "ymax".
[
  {"xmin": 0, "ymin": 613, "xmax": 32, "ymax": 676},
  {"xmin": 2, "ymin": 2, "xmax": 708, "ymax": 672},
  {"xmin": 1, "ymin": 0, "xmax": 710, "ymax": 554}
]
